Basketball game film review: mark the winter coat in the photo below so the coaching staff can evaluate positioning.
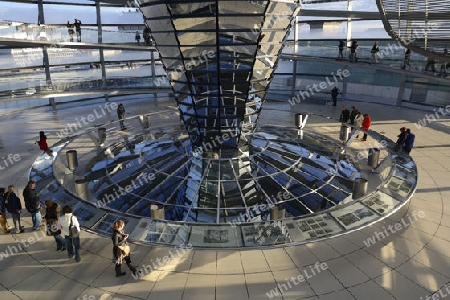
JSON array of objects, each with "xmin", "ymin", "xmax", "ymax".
[
  {"xmin": 23, "ymin": 186, "xmax": 41, "ymax": 213},
  {"xmin": 404, "ymin": 133, "xmax": 415, "ymax": 150},
  {"xmin": 354, "ymin": 115, "xmax": 364, "ymax": 127},
  {"xmin": 5, "ymin": 192, "xmax": 22, "ymax": 214},
  {"xmin": 361, "ymin": 115, "xmax": 371, "ymax": 132}
]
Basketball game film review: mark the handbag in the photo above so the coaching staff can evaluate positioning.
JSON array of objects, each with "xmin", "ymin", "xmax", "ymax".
[
  {"xmin": 118, "ymin": 244, "xmax": 131, "ymax": 256},
  {"xmin": 46, "ymin": 220, "xmax": 61, "ymax": 236},
  {"xmin": 69, "ymin": 216, "xmax": 79, "ymax": 238}
]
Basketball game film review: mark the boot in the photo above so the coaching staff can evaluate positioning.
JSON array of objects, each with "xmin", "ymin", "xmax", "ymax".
[
  {"xmin": 125, "ymin": 256, "xmax": 138, "ymax": 276},
  {"xmin": 115, "ymin": 264, "xmax": 126, "ymax": 277}
]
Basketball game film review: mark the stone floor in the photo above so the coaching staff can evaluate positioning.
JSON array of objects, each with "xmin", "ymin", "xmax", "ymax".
[{"xmin": 0, "ymin": 94, "xmax": 449, "ymax": 300}]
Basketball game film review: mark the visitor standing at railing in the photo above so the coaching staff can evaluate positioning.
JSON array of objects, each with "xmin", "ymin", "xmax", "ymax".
[
  {"xmin": 349, "ymin": 40, "xmax": 358, "ymax": 63},
  {"xmin": 401, "ymin": 49, "xmax": 411, "ymax": 70},
  {"xmin": 438, "ymin": 48, "xmax": 448, "ymax": 78},
  {"xmin": 424, "ymin": 56, "xmax": 436, "ymax": 74},
  {"xmin": 74, "ymin": 19, "xmax": 82, "ymax": 42},
  {"xmin": 135, "ymin": 31, "xmax": 141, "ymax": 45},
  {"xmin": 336, "ymin": 40, "xmax": 344, "ymax": 60},
  {"xmin": 370, "ymin": 41, "xmax": 379, "ymax": 64},
  {"xmin": 67, "ymin": 21, "xmax": 74, "ymax": 42},
  {"xmin": 143, "ymin": 26, "xmax": 151, "ymax": 45}
]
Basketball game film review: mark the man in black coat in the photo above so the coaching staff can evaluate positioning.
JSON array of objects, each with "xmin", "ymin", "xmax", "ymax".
[
  {"xmin": 339, "ymin": 107, "xmax": 350, "ymax": 123},
  {"xmin": 349, "ymin": 106, "xmax": 360, "ymax": 125},
  {"xmin": 23, "ymin": 180, "xmax": 41, "ymax": 231}
]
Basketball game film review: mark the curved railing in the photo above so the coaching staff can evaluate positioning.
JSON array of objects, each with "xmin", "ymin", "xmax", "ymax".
[{"xmin": 30, "ymin": 112, "xmax": 417, "ymax": 249}]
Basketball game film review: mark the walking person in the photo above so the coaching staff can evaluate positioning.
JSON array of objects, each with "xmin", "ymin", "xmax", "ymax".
[
  {"xmin": 112, "ymin": 220, "xmax": 138, "ymax": 277},
  {"xmin": 135, "ymin": 31, "xmax": 141, "ymax": 45},
  {"xmin": 438, "ymin": 48, "xmax": 448, "ymax": 78},
  {"xmin": 331, "ymin": 86, "xmax": 339, "ymax": 106},
  {"xmin": 401, "ymin": 49, "xmax": 411, "ymax": 70},
  {"xmin": 370, "ymin": 41, "xmax": 379, "ymax": 64},
  {"xmin": 425, "ymin": 57, "xmax": 436, "ymax": 73},
  {"xmin": 346, "ymin": 112, "xmax": 364, "ymax": 145},
  {"xmin": 74, "ymin": 19, "xmax": 82, "ymax": 42},
  {"xmin": 117, "ymin": 103, "xmax": 126, "ymax": 130},
  {"xmin": 67, "ymin": 21, "xmax": 74, "ymax": 42},
  {"xmin": 336, "ymin": 40, "xmax": 344, "ymax": 60},
  {"xmin": 0, "ymin": 188, "xmax": 9, "ymax": 234},
  {"xmin": 361, "ymin": 113, "xmax": 371, "ymax": 141},
  {"xmin": 339, "ymin": 106, "xmax": 350, "ymax": 123},
  {"xmin": 45, "ymin": 200, "xmax": 66, "ymax": 251},
  {"xmin": 23, "ymin": 180, "xmax": 42, "ymax": 231},
  {"xmin": 37, "ymin": 131, "xmax": 52, "ymax": 156},
  {"xmin": 58, "ymin": 205, "xmax": 81, "ymax": 262},
  {"xmin": 403, "ymin": 128, "xmax": 415, "ymax": 154},
  {"xmin": 5, "ymin": 185, "xmax": 24, "ymax": 234}
]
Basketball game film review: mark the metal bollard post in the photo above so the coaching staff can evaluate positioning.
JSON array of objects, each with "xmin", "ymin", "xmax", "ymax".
[
  {"xmin": 75, "ymin": 178, "xmax": 90, "ymax": 200},
  {"xmin": 98, "ymin": 127, "xmax": 106, "ymax": 144},
  {"xmin": 140, "ymin": 114, "xmax": 151, "ymax": 129},
  {"xmin": 368, "ymin": 148, "xmax": 380, "ymax": 169},
  {"xmin": 352, "ymin": 178, "xmax": 368, "ymax": 199},
  {"xmin": 270, "ymin": 205, "xmax": 286, "ymax": 220},
  {"xmin": 66, "ymin": 150, "xmax": 78, "ymax": 171},
  {"xmin": 339, "ymin": 125, "xmax": 351, "ymax": 141},
  {"xmin": 150, "ymin": 204, "xmax": 165, "ymax": 220},
  {"xmin": 295, "ymin": 113, "xmax": 308, "ymax": 129}
]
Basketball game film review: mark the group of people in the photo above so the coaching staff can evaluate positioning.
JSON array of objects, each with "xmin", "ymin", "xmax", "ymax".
[
  {"xmin": 135, "ymin": 27, "xmax": 152, "ymax": 45},
  {"xmin": 340, "ymin": 106, "xmax": 415, "ymax": 154},
  {"xmin": 66, "ymin": 19, "xmax": 82, "ymax": 42},
  {"xmin": 337, "ymin": 40, "xmax": 378, "ymax": 64},
  {"xmin": 1, "ymin": 178, "xmax": 137, "ymax": 273},
  {"xmin": 395, "ymin": 127, "xmax": 415, "ymax": 154},
  {"xmin": 340, "ymin": 106, "xmax": 371, "ymax": 142}
]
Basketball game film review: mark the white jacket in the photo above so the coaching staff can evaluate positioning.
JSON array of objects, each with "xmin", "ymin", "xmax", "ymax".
[
  {"xmin": 354, "ymin": 115, "xmax": 364, "ymax": 127},
  {"xmin": 57, "ymin": 213, "xmax": 80, "ymax": 237}
]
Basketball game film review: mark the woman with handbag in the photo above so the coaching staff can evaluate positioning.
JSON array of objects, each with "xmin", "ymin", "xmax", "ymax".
[
  {"xmin": 44, "ymin": 200, "xmax": 65, "ymax": 251},
  {"xmin": 57, "ymin": 205, "xmax": 81, "ymax": 262},
  {"xmin": 112, "ymin": 220, "xmax": 138, "ymax": 277}
]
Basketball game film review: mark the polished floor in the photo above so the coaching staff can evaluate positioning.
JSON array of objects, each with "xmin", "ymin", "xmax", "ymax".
[{"xmin": 0, "ymin": 95, "xmax": 449, "ymax": 300}]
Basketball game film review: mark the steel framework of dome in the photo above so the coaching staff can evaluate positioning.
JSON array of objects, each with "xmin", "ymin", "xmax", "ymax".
[{"xmin": 376, "ymin": 0, "xmax": 450, "ymax": 61}]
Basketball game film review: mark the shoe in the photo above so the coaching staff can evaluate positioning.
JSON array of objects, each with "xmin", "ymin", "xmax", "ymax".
[
  {"xmin": 61, "ymin": 247, "xmax": 66, "ymax": 251},
  {"xmin": 361, "ymin": 139, "xmax": 367, "ymax": 141},
  {"xmin": 19, "ymin": 229, "xmax": 25, "ymax": 233},
  {"xmin": 56, "ymin": 248, "xmax": 61, "ymax": 251},
  {"xmin": 16, "ymin": 230, "xmax": 21, "ymax": 234}
]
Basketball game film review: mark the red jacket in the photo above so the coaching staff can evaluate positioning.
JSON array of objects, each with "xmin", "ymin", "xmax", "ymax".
[
  {"xmin": 38, "ymin": 136, "xmax": 49, "ymax": 151},
  {"xmin": 361, "ymin": 115, "xmax": 371, "ymax": 132}
]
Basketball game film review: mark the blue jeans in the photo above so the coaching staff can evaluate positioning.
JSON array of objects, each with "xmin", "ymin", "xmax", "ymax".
[
  {"xmin": 65, "ymin": 236, "xmax": 81, "ymax": 262},
  {"xmin": 54, "ymin": 234, "xmax": 65, "ymax": 249},
  {"xmin": 31, "ymin": 210, "xmax": 41, "ymax": 231}
]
